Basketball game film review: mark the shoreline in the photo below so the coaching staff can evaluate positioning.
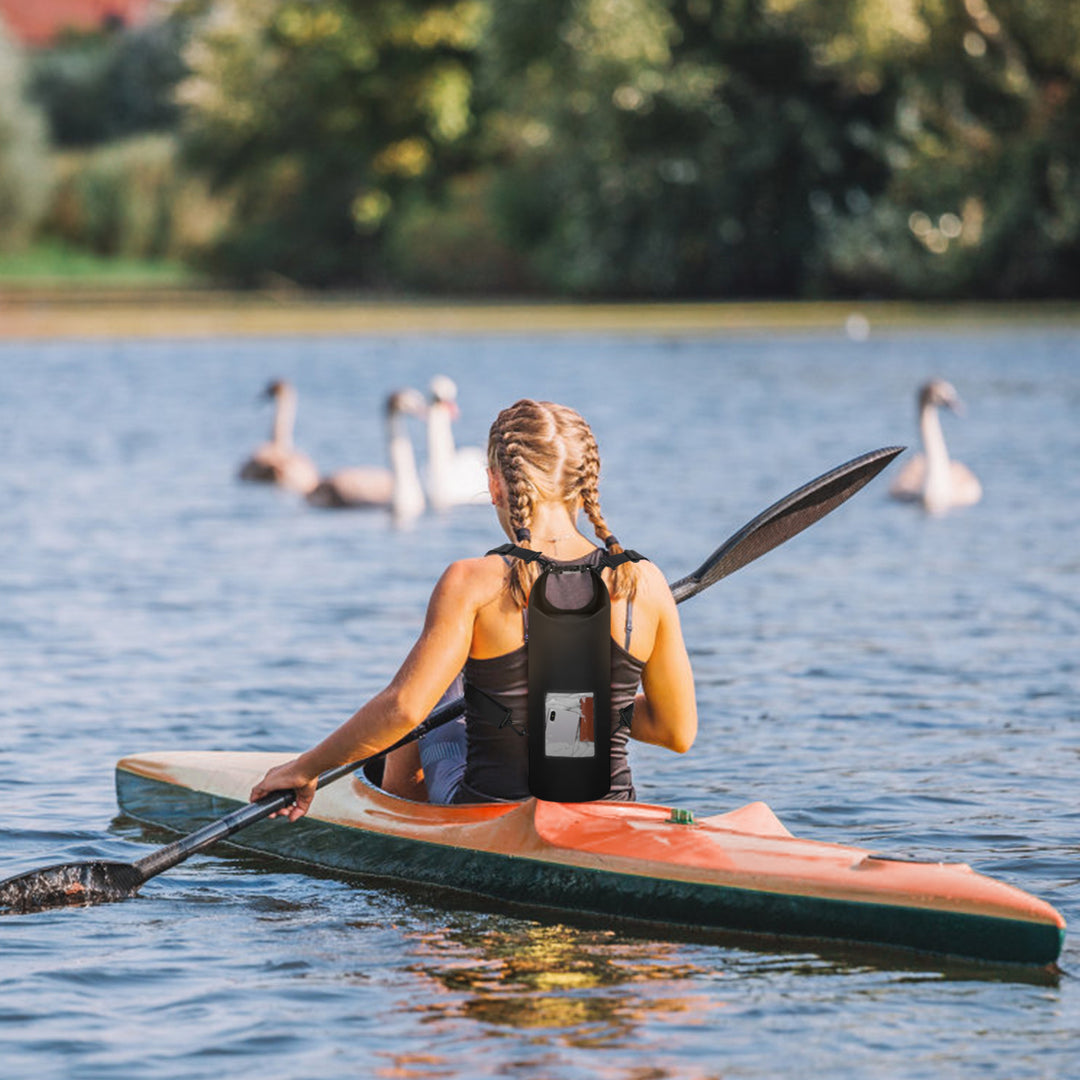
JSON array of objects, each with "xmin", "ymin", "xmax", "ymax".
[{"xmin": 2, "ymin": 289, "xmax": 1078, "ymax": 340}]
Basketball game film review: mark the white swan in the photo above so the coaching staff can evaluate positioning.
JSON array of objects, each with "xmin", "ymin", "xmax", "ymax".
[
  {"xmin": 425, "ymin": 374, "xmax": 489, "ymax": 510},
  {"xmin": 306, "ymin": 388, "xmax": 427, "ymax": 523},
  {"xmin": 238, "ymin": 379, "xmax": 320, "ymax": 495},
  {"xmin": 890, "ymin": 378, "xmax": 983, "ymax": 514}
]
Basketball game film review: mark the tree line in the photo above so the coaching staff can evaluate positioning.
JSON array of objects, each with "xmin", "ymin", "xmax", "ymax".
[{"xmin": 2, "ymin": 0, "xmax": 1078, "ymax": 298}]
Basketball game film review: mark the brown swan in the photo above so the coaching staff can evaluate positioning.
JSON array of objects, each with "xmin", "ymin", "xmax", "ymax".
[{"xmin": 238, "ymin": 380, "xmax": 319, "ymax": 495}]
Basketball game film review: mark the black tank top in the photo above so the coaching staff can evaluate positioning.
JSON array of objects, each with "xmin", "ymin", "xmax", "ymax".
[{"xmin": 457, "ymin": 548, "xmax": 644, "ymax": 802}]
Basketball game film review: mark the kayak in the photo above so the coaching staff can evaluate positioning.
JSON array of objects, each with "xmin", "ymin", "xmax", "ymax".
[{"xmin": 114, "ymin": 750, "xmax": 1065, "ymax": 967}]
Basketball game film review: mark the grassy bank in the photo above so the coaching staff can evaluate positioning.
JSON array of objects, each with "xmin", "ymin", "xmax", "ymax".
[
  {"xmin": 1, "ymin": 265, "xmax": 1078, "ymax": 341},
  {"xmin": 0, "ymin": 241, "xmax": 200, "ymax": 288}
]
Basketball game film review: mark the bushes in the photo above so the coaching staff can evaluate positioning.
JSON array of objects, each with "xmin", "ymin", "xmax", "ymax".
[
  {"xmin": 0, "ymin": 21, "xmax": 52, "ymax": 250},
  {"xmin": 42, "ymin": 133, "xmax": 231, "ymax": 262},
  {"xmin": 28, "ymin": 18, "xmax": 189, "ymax": 147},
  {"xmin": 20, "ymin": 12, "xmax": 223, "ymax": 267},
  {"xmin": 383, "ymin": 173, "xmax": 532, "ymax": 293},
  {"xmin": 12, "ymin": 6, "xmax": 219, "ymax": 271},
  {"xmin": 174, "ymin": 0, "xmax": 491, "ymax": 287}
]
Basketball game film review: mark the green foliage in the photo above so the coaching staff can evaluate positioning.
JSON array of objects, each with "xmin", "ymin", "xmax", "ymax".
[
  {"xmin": 28, "ymin": 17, "xmax": 191, "ymax": 147},
  {"xmin": 42, "ymin": 134, "xmax": 231, "ymax": 262},
  {"xmin": 20, "ymin": 0, "xmax": 1079, "ymax": 297},
  {"xmin": 0, "ymin": 22, "xmax": 52, "ymax": 250},
  {"xmin": 482, "ymin": 0, "xmax": 894, "ymax": 297},
  {"xmin": 776, "ymin": 0, "xmax": 1080, "ymax": 297},
  {"xmin": 177, "ymin": 0, "xmax": 490, "ymax": 286},
  {"xmin": 479, "ymin": 0, "xmax": 1080, "ymax": 298},
  {"xmin": 383, "ymin": 172, "xmax": 531, "ymax": 292}
]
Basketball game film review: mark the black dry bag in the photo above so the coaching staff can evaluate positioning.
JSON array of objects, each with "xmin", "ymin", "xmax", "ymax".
[{"xmin": 488, "ymin": 544, "xmax": 645, "ymax": 802}]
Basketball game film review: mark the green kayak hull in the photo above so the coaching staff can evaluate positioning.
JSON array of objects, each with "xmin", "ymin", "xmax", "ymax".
[{"xmin": 114, "ymin": 752, "xmax": 1065, "ymax": 968}]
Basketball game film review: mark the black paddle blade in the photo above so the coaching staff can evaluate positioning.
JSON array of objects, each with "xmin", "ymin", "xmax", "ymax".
[
  {"xmin": 669, "ymin": 446, "xmax": 905, "ymax": 603},
  {"xmin": 0, "ymin": 860, "xmax": 145, "ymax": 914}
]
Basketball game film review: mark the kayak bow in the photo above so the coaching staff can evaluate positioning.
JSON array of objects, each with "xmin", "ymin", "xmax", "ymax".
[{"xmin": 114, "ymin": 750, "xmax": 1065, "ymax": 967}]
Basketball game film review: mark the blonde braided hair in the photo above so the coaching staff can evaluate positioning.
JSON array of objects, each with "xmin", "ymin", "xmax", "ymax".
[{"xmin": 488, "ymin": 400, "xmax": 638, "ymax": 607}]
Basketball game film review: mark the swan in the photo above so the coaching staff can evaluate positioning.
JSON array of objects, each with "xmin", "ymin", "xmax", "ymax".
[
  {"xmin": 306, "ymin": 388, "xmax": 427, "ymax": 522},
  {"xmin": 890, "ymin": 378, "xmax": 983, "ymax": 514},
  {"xmin": 238, "ymin": 379, "xmax": 319, "ymax": 495},
  {"xmin": 425, "ymin": 374, "xmax": 489, "ymax": 510}
]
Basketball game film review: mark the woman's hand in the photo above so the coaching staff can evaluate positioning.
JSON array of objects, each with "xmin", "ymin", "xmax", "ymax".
[{"xmin": 250, "ymin": 758, "xmax": 318, "ymax": 822}]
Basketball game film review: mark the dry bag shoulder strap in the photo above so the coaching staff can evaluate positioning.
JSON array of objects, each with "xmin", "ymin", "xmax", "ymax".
[
  {"xmin": 486, "ymin": 543, "xmax": 552, "ymax": 567},
  {"xmin": 487, "ymin": 543, "xmax": 647, "ymax": 571},
  {"xmin": 597, "ymin": 550, "xmax": 647, "ymax": 569}
]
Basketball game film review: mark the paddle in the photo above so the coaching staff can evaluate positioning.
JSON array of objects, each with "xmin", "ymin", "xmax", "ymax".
[
  {"xmin": 0, "ymin": 445, "xmax": 903, "ymax": 914},
  {"xmin": 668, "ymin": 445, "xmax": 906, "ymax": 602}
]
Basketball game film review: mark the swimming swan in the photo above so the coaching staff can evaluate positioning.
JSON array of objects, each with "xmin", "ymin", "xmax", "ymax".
[
  {"xmin": 306, "ymin": 388, "xmax": 427, "ymax": 522},
  {"xmin": 890, "ymin": 378, "xmax": 982, "ymax": 514},
  {"xmin": 425, "ymin": 375, "xmax": 489, "ymax": 510},
  {"xmin": 238, "ymin": 379, "xmax": 320, "ymax": 495}
]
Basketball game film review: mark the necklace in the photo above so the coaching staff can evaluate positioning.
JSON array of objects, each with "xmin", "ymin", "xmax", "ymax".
[{"xmin": 544, "ymin": 532, "xmax": 576, "ymax": 544}]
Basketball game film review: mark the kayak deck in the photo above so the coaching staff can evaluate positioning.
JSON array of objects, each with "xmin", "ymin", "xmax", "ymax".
[{"xmin": 114, "ymin": 751, "xmax": 1065, "ymax": 967}]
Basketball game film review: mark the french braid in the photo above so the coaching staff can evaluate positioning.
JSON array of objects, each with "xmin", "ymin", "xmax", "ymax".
[
  {"xmin": 488, "ymin": 400, "xmax": 638, "ymax": 606},
  {"xmin": 502, "ymin": 435, "xmax": 540, "ymax": 607},
  {"xmin": 574, "ymin": 413, "xmax": 637, "ymax": 601}
]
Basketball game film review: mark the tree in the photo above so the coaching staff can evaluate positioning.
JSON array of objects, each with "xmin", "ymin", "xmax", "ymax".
[
  {"xmin": 483, "ymin": 0, "xmax": 1080, "ymax": 298},
  {"xmin": 783, "ymin": 0, "xmax": 1080, "ymax": 297},
  {"xmin": 481, "ymin": 0, "xmax": 892, "ymax": 297},
  {"xmin": 28, "ymin": 16, "xmax": 191, "ymax": 148},
  {"xmin": 176, "ymin": 0, "xmax": 490, "ymax": 286}
]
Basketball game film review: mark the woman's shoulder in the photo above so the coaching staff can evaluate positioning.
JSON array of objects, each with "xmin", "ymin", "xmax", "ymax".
[
  {"xmin": 435, "ymin": 553, "xmax": 511, "ymax": 607},
  {"xmin": 629, "ymin": 557, "xmax": 677, "ymax": 610}
]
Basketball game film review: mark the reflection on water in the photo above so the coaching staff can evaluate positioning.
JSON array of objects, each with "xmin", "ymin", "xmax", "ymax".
[{"xmin": 408, "ymin": 922, "xmax": 711, "ymax": 1041}]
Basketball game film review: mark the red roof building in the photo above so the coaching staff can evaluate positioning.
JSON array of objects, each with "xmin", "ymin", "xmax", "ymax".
[{"xmin": 0, "ymin": 0, "xmax": 157, "ymax": 47}]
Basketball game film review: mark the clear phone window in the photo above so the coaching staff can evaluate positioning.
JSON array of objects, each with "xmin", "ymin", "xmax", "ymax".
[{"xmin": 544, "ymin": 692, "xmax": 595, "ymax": 758}]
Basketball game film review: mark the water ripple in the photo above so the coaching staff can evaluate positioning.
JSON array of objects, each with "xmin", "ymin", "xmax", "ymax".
[{"xmin": 1, "ymin": 331, "xmax": 1078, "ymax": 1079}]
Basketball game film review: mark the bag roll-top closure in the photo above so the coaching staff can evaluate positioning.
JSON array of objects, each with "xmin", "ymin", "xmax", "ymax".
[{"xmin": 486, "ymin": 542, "xmax": 646, "ymax": 572}]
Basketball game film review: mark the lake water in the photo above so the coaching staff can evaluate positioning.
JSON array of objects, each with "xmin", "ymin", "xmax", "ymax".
[{"xmin": 1, "ymin": 321, "xmax": 1078, "ymax": 1079}]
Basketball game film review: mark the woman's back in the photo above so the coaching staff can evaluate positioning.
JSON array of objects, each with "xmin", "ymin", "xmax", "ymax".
[{"xmin": 457, "ymin": 547, "xmax": 652, "ymax": 802}]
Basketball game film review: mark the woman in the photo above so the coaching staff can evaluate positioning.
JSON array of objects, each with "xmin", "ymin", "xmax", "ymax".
[{"xmin": 250, "ymin": 399, "xmax": 696, "ymax": 818}]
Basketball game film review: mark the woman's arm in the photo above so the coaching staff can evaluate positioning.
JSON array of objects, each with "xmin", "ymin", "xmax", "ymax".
[
  {"xmin": 249, "ymin": 560, "xmax": 481, "ymax": 819},
  {"xmin": 628, "ymin": 563, "xmax": 698, "ymax": 754}
]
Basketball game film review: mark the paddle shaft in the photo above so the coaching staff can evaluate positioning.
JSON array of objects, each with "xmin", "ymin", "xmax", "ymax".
[
  {"xmin": 0, "ymin": 444, "xmax": 902, "ymax": 908},
  {"xmin": 132, "ymin": 696, "xmax": 467, "ymax": 880},
  {"xmin": 134, "ymin": 444, "xmax": 903, "ymax": 882}
]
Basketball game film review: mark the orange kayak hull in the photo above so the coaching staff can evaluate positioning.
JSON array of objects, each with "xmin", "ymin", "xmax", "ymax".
[{"xmin": 115, "ymin": 751, "xmax": 1065, "ymax": 966}]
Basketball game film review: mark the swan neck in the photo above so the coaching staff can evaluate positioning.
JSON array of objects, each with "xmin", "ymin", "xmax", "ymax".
[
  {"xmin": 920, "ymin": 403, "xmax": 950, "ymax": 474},
  {"xmin": 272, "ymin": 388, "xmax": 297, "ymax": 449},
  {"xmin": 388, "ymin": 410, "xmax": 424, "ymax": 519},
  {"xmin": 427, "ymin": 404, "xmax": 457, "ymax": 466},
  {"xmin": 919, "ymin": 402, "xmax": 954, "ymax": 512}
]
